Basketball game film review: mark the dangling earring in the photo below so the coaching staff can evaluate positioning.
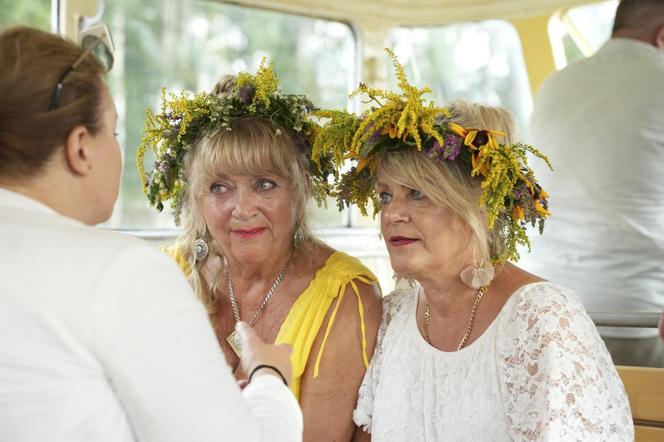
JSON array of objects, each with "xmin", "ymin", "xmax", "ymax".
[
  {"xmin": 293, "ymin": 225, "xmax": 305, "ymax": 248},
  {"xmin": 459, "ymin": 250, "xmax": 494, "ymax": 289},
  {"xmin": 192, "ymin": 238, "xmax": 209, "ymax": 261}
]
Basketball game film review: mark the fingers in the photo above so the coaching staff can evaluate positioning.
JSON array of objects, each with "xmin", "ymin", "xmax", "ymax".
[{"xmin": 236, "ymin": 321, "xmax": 261, "ymax": 347}]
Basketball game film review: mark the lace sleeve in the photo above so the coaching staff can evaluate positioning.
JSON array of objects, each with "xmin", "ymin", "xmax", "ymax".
[
  {"xmin": 497, "ymin": 283, "xmax": 633, "ymax": 441},
  {"xmin": 352, "ymin": 289, "xmax": 412, "ymax": 432}
]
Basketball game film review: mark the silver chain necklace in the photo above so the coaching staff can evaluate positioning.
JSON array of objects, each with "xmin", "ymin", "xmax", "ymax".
[
  {"xmin": 225, "ymin": 252, "xmax": 293, "ymax": 357},
  {"xmin": 422, "ymin": 285, "xmax": 488, "ymax": 351}
]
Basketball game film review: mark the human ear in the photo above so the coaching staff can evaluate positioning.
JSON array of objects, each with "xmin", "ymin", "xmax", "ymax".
[
  {"xmin": 63, "ymin": 125, "xmax": 94, "ymax": 176},
  {"xmin": 655, "ymin": 26, "xmax": 664, "ymax": 50}
]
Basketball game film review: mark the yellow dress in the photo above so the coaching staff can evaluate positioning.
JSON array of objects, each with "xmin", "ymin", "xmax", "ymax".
[{"xmin": 164, "ymin": 246, "xmax": 378, "ymax": 399}]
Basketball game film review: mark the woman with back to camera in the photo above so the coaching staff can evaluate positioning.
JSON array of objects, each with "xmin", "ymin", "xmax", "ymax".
[
  {"xmin": 313, "ymin": 50, "xmax": 633, "ymax": 441},
  {"xmin": 0, "ymin": 26, "xmax": 302, "ymax": 442},
  {"xmin": 138, "ymin": 61, "xmax": 382, "ymax": 441}
]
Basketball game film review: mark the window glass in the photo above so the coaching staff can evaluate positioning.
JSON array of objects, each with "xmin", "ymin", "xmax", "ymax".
[
  {"xmin": 549, "ymin": 1, "xmax": 618, "ymax": 67},
  {"xmin": 347, "ymin": 20, "xmax": 534, "ymax": 229},
  {"xmin": 387, "ymin": 20, "xmax": 533, "ymax": 132},
  {"xmin": 0, "ymin": 0, "xmax": 51, "ymax": 31},
  {"xmin": 102, "ymin": 0, "xmax": 356, "ymax": 229}
]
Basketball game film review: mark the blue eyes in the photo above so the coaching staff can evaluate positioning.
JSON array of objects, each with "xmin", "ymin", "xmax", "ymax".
[
  {"xmin": 378, "ymin": 189, "xmax": 425, "ymax": 205},
  {"xmin": 410, "ymin": 189, "xmax": 424, "ymax": 200},
  {"xmin": 257, "ymin": 180, "xmax": 276, "ymax": 191},
  {"xmin": 209, "ymin": 180, "xmax": 277, "ymax": 194},
  {"xmin": 210, "ymin": 183, "xmax": 227, "ymax": 194}
]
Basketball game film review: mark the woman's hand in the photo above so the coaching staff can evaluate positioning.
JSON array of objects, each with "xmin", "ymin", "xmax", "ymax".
[{"xmin": 236, "ymin": 321, "xmax": 293, "ymax": 386}]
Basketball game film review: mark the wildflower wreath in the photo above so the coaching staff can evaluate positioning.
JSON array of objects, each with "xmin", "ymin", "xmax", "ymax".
[
  {"xmin": 137, "ymin": 59, "xmax": 334, "ymax": 223},
  {"xmin": 311, "ymin": 49, "xmax": 552, "ymax": 263}
]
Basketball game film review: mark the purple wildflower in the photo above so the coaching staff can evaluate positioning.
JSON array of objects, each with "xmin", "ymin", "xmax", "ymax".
[
  {"xmin": 443, "ymin": 134, "xmax": 462, "ymax": 160},
  {"xmin": 158, "ymin": 161, "xmax": 170, "ymax": 173}
]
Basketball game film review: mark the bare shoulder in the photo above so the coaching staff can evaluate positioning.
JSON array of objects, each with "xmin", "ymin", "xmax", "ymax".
[
  {"xmin": 498, "ymin": 262, "xmax": 547, "ymax": 293},
  {"xmin": 298, "ymin": 249, "xmax": 382, "ymax": 441}
]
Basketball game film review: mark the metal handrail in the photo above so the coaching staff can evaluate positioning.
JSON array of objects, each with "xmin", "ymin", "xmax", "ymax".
[{"xmin": 588, "ymin": 312, "xmax": 661, "ymax": 328}]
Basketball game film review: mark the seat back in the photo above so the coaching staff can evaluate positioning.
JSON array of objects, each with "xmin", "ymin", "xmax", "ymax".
[{"xmin": 616, "ymin": 365, "xmax": 664, "ymax": 442}]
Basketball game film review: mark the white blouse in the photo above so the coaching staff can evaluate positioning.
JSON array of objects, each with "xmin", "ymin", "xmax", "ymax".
[
  {"xmin": 353, "ymin": 282, "xmax": 633, "ymax": 441},
  {"xmin": 0, "ymin": 188, "xmax": 302, "ymax": 442}
]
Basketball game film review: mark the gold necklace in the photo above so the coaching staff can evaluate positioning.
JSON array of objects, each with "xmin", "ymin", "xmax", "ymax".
[
  {"xmin": 422, "ymin": 286, "xmax": 488, "ymax": 351},
  {"xmin": 225, "ymin": 252, "xmax": 292, "ymax": 357}
]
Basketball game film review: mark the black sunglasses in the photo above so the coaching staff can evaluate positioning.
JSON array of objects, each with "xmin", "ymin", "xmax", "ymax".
[{"xmin": 48, "ymin": 35, "xmax": 114, "ymax": 112}]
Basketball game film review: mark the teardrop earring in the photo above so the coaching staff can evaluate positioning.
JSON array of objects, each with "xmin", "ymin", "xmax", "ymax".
[
  {"xmin": 459, "ymin": 249, "xmax": 494, "ymax": 289},
  {"xmin": 293, "ymin": 225, "xmax": 305, "ymax": 248}
]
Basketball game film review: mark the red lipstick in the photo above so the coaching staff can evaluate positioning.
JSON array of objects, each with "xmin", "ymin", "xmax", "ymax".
[{"xmin": 231, "ymin": 227, "xmax": 266, "ymax": 239}]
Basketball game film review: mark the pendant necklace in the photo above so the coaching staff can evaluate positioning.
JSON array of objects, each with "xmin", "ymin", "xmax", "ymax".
[{"xmin": 225, "ymin": 252, "xmax": 293, "ymax": 357}]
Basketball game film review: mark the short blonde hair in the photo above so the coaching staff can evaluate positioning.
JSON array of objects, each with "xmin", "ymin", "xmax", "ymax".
[
  {"xmin": 179, "ymin": 117, "xmax": 317, "ymax": 314},
  {"xmin": 376, "ymin": 101, "xmax": 518, "ymax": 265}
]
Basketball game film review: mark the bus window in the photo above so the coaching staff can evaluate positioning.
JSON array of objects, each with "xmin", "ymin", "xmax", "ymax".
[
  {"xmin": 0, "ymin": 0, "xmax": 51, "ymax": 31},
  {"xmin": 548, "ymin": 0, "xmax": 618, "ymax": 69},
  {"xmin": 386, "ymin": 20, "xmax": 532, "ymax": 133},
  {"xmin": 98, "ymin": 0, "xmax": 356, "ymax": 229}
]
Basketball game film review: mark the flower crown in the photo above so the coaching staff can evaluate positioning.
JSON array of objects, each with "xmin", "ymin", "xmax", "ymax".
[
  {"xmin": 311, "ymin": 49, "xmax": 552, "ymax": 263},
  {"xmin": 137, "ymin": 59, "xmax": 333, "ymax": 223}
]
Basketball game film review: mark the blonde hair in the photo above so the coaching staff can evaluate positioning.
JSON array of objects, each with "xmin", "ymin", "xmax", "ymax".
[
  {"xmin": 178, "ymin": 116, "xmax": 319, "ymax": 314},
  {"xmin": 377, "ymin": 101, "xmax": 518, "ymax": 265}
]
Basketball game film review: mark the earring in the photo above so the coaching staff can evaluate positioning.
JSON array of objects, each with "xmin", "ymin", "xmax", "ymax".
[
  {"xmin": 293, "ymin": 225, "xmax": 305, "ymax": 248},
  {"xmin": 192, "ymin": 238, "xmax": 209, "ymax": 261},
  {"xmin": 460, "ymin": 261, "xmax": 494, "ymax": 289}
]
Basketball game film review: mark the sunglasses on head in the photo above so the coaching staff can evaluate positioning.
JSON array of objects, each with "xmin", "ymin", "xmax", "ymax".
[{"xmin": 48, "ymin": 24, "xmax": 115, "ymax": 111}]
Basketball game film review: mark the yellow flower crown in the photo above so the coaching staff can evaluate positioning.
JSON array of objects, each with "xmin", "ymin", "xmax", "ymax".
[
  {"xmin": 311, "ymin": 49, "xmax": 552, "ymax": 263},
  {"xmin": 136, "ymin": 60, "xmax": 334, "ymax": 223}
]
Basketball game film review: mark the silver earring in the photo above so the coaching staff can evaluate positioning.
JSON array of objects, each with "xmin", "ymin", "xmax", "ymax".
[
  {"xmin": 293, "ymin": 225, "xmax": 305, "ymax": 247},
  {"xmin": 192, "ymin": 238, "xmax": 209, "ymax": 261}
]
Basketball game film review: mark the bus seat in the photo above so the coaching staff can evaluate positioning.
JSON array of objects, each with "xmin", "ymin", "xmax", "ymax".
[{"xmin": 616, "ymin": 365, "xmax": 664, "ymax": 441}]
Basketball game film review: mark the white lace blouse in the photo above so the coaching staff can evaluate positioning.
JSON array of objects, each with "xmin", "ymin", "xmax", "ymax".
[{"xmin": 353, "ymin": 282, "xmax": 633, "ymax": 441}]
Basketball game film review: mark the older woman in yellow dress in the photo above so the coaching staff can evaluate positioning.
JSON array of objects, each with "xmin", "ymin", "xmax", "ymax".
[
  {"xmin": 138, "ymin": 63, "xmax": 382, "ymax": 441},
  {"xmin": 313, "ymin": 51, "xmax": 633, "ymax": 441}
]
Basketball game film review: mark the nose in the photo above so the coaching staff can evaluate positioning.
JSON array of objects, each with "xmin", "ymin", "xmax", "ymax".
[
  {"xmin": 231, "ymin": 186, "xmax": 258, "ymax": 220},
  {"xmin": 381, "ymin": 196, "xmax": 409, "ymax": 225}
]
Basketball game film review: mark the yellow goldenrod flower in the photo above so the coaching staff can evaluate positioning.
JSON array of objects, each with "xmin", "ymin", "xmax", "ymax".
[{"xmin": 539, "ymin": 189, "xmax": 549, "ymax": 199}]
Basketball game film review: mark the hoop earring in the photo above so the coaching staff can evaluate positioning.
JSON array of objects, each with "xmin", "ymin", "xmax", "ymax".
[
  {"xmin": 192, "ymin": 238, "xmax": 209, "ymax": 261},
  {"xmin": 459, "ymin": 249, "xmax": 494, "ymax": 289}
]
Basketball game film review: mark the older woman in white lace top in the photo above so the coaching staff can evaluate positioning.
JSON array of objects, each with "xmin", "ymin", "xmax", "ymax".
[
  {"xmin": 352, "ymin": 101, "xmax": 633, "ymax": 441},
  {"xmin": 316, "ymin": 73, "xmax": 633, "ymax": 440}
]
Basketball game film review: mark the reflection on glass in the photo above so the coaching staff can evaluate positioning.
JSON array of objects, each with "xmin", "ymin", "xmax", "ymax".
[
  {"xmin": 550, "ymin": 0, "xmax": 618, "ymax": 67},
  {"xmin": 387, "ymin": 20, "xmax": 532, "ymax": 133},
  {"xmin": 102, "ymin": 0, "xmax": 356, "ymax": 228}
]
